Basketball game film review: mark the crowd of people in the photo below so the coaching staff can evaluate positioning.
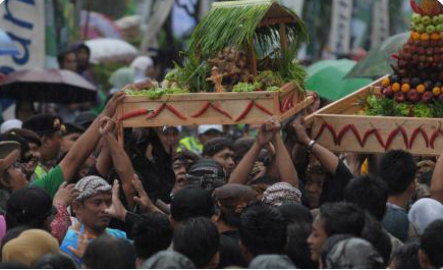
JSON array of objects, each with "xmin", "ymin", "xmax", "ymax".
[{"xmin": 1, "ymin": 45, "xmax": 443, "ymax": 269}]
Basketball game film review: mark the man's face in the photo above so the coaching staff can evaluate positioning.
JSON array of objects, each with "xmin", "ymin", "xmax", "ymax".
[
  {"xmin": 200, "ymin": 130, "xmax": 223, "ymax": 145},
  {"xmin": 173, "ymin": 159, "xmax": 193, "ymax": 190},
  {"xmin": 305, "ymin": 173, "xmax": 325, "ymax": 209},
  {"xmin": 211, "ymin": 148, "xmax": 235, "ymax": 175},
  {"xmin": 307, "ymin": 215, "xmax": 328, "ymax": 262},
  {"xmin": 61, "ymin": 132, "xmax": 81, "ymax": 153},
  {"xmin": 62, "ymin": 53, "xmax": 77, "ymax": 72},
  {"xmin": 6, "ymin": 164, "xmax": 28, "ymax": 191},
  {"xmin": 76, "ymin": 48, "xmax": 90, "ymax": 67},
  {"xmin": 74, "ymin": 192, "xmax": 112, "ymax": 233},
  {"xmin": 43, "ymin": 131, "xmax": 62, "ymax": 161}
]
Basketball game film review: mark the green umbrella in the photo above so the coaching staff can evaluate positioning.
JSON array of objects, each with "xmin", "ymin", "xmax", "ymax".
[
  {"xmin": 305, "ymin": 59, "xmax": 372, "ymax": 101},
  {"xmin": 345, "ymin": 32, "xmax": 410, "ymax": 79}
]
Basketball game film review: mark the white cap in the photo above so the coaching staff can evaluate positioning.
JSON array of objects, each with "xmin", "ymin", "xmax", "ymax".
[
  {"xmin": 198, "ymin": 125, "xmax": 223, "ymax": 135},
  {"xmin": 162, "ymin": 126, "xmax": 182, "ymax": 133},
  {"xmin": 0, "ymin": 119, "xmax": 23, "ymax": 134}
]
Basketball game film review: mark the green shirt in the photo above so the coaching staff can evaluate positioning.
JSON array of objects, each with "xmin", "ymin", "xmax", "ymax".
[{"xmin": 32, "ymin": 165, "xmax": 65, "ymax": 199}]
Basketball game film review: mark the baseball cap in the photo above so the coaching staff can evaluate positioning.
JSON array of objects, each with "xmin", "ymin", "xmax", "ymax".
[
  {"xmin": 6, "ymin": 187, "xmax": 56, "ymax": 227},
  {"xmin": 162, "ymin": 126, "xmax": 183, "ymax": 133},
  {"xmin": 185, "ymin": 159, "xmax": 225, "ymax": 192},
  {"xmin": 170, "ymin": 188, "xmax": 215, "ymax": 222},
  {"xmin": 198, "ymin": 125, "xmax": 223, "ymax": 135}
]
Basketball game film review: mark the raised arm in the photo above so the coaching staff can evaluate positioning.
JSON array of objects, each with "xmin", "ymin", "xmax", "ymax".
[
  {"xmin": 59, "ymin": 92, "xmax": 125, "ymax": 182},
  {"xmin": 101, "ymin": 119, "xmax": 137, "ymax": 208},
  {"xmin": 431, "ymin": 153, "xmax": 443, "ymax": 203},
  {"xmin": 272, "ymin": 131, "xmax": 299, "ymax": 188},
  {"xmin": 292, "ymin": 118, "xmax": 339, "ymax": 175},
  {"xmin": 229, "ymin": 121, "xmax": 277, "ymax": 184}
]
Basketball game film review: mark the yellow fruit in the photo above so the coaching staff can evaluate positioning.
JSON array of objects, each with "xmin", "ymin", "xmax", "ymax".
[
  {"xmin": 381, "ymin": 78, "xmax": 390, "ymax": 87},
  {"xmin": 392, "ymin": 83, "xmax": 401, "ymax": 92},
  {"xmin": 401, "ymin": 84, "xmax": 411, "ymax": 93},
  {"xmin": 421, "ymin": 33, "xmax": 430, "ymax": 41},
  {"xmin": 417, "ymin": 84, "xmax": 426, "ymax": 94},
  {"xmin": 433, "ymin": 87, "xmax": 441, "ymax": 96}
]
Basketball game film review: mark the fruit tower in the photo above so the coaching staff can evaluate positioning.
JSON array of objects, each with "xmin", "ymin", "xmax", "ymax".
[{"xmin": 382, "ymin": 0, "xmax": 443, "ymax": 104}]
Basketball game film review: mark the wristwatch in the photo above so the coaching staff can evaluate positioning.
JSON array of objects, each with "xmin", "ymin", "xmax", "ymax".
[{"xmin": 306, "ymin": 140, "xmax": 317, "ymax": 153}]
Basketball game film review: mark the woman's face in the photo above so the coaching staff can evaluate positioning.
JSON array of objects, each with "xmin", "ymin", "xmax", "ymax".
[{"xmin": 305, "ymin": 172, "xmax": 325, "ymax": 209}]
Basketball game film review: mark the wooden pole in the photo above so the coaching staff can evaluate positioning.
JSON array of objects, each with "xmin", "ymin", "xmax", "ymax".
[
  {"xmin": 249, "ymin": 42, "xmax": 257, "ymax": 76},
  {"xmin": 279, "ymin": 23, "xmax": 288, "ymax": 50}
]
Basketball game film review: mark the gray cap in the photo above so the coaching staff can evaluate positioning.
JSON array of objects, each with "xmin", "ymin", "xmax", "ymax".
[
  {"xmin": 249, "ymin": 254, "xmax": 296, "ymax": 269},
  {"xmin": 142, "ymin": 251, "xmax": 195, "ymax": 269},
  {"xmin": 75, "ymin": 176, "xmax": 112, "ymax": 202},
  {"xmin": 325, "ymin": 238, "xmax": 384, "ymax": 269}
]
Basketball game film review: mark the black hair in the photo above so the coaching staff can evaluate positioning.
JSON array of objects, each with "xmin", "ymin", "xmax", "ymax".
[
  {"xmin": 74, "ymin": 43, "xmax": 90, "ymax": 54},
  {"xmin": 379, "ymin": 150, "xmax": 417, "ymax": 196},
  {"xmin": 344, "ymin": 176, "xmax": 388, "ymax": 221},
  {"xmin": 421, "ymin": 219, "xmax": 443, "ymax": 268},
  {"xmin": 286, "ymin": 222, "xmax": 318, "ymax": 269},
  {"xmin": 278, "ymin": 203, "xmax": 313, "ymax": 225},
  {"xmin": 239, "ymin": 203, "xmax": 287, "ymax": 257},
  {"xmin": 361, "ymin": 212, "xmax": 392, "ymax": 266},
  {"xmin": 173, "ymin": 150, "xmax": 199, "ymax": 164},
  {"xmin": 203, "ymin": 137, "xmax": 233, "ymax": 157},
  {"xmin": 391, "ymin": 241, "xmax": 421, "ymax": 269},
  {"xmin": 173, "ymin": 217, "xmax": 220, "ymax": 268},
  {"xmin": 218, "ymin": 205, "xmax": 242, "ymax": 228},
  {"xmin": 56, "ymin": 50, "xmax": 75, "ymax": 68},
  {"xmin": 32, "ymin": 254, "xmax": 77, "ymax": 269},
  {"xmin": 83, "ymin": 235, "xmax": 136, "ymax": 269},
  {"xmin": 132, "ymin": 213, "xmax": 173, "ymax": 260},
  {"xmin": 319, "ymin": 202, "xmax": 365, "ymax": 237}
]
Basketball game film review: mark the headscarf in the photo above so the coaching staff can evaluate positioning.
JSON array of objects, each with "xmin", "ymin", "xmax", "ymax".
[
  {"xmin": 142, "ymin": 251, "xmax": 195, "ymax": 269},
  {"xmin": 324, "ymin": 238, "xmax": 384, "ymax": 269},
  {"xmin": 75, "ymin": 176, "xmax": 112, "ymax": 202},
  {"xmin": 2, "ymin": 229, "xmax": 60, "ymax": 266},
  {"xmin": 248, "ymin": 254, "xmax": 296, "ymax": 269},
  {"xmin": 262, "ymin": 182, "xmax": 302, "ymax": 207},
  {"xmin": 109, "ymin": 67, "xmax": 135, "ymax": 94},
  {"xmin": 408, "ymin": 198, "xmax": 443, "ymax": 234},
  {"xmin": 130, "ymin": 56, "xmax": 154, "ymax": 81}
]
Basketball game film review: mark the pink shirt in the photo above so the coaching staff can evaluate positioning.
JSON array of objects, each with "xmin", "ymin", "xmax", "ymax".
[{"xmin": 0, "ymin": 215, "xmax": 6, "ymax": 243}]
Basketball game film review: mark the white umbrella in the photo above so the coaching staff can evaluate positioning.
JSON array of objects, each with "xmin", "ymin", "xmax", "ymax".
[{"xmin": 85, "ymin": 38, "xmax": 139, "ymax": 64}]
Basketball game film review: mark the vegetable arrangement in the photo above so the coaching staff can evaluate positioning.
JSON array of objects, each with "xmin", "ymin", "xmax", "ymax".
[{"xmin": 125, "ymin": 0, "xmax": 306, "ymax": 99}]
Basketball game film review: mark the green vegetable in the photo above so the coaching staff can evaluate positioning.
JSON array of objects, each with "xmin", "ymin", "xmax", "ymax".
[
  {"xmin": 125, "ymin": 87, "xmax": 188, "ymax": 99},
  {"xmin": 233, "ymin": 83, "xmax": 257, "ymax": 93},
  {"xmin": 414, "ymin": 104, "xmax": 433, "ymax": 118}
]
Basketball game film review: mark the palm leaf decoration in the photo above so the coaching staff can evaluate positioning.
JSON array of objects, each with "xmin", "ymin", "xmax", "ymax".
[{"xmin": 182, "ymin": 0, "xmax": 308, "ymax": 91}]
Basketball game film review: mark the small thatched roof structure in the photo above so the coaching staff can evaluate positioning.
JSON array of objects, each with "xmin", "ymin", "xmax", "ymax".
[{"xmin": 189, "ymin": 0, "xmax": 308, "ymax": 61}]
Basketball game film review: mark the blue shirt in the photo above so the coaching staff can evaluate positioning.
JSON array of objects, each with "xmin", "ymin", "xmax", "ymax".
[{"xmin": 60, "ymin": 224, "xmax": 127, "ymax": 266}]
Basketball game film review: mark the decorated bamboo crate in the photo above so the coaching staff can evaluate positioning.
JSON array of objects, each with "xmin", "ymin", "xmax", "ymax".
[
  {"xmin": 117, "ymin": 0, "xmax": 312, "ymax": 137},
  {"xmin": 118, "ymin": 82, "xmax": 313, "ymax": 128},
  {"xmin": 306, "ymin": 77, "xmax": 443, "ymax": 156}
]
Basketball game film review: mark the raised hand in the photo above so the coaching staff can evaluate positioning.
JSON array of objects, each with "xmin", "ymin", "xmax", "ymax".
[
  {"xmin": 104, "ymin": 180, "xmax": 127, "ymax": 221},
  {"xmin": 132, "ymin": 174, "xmax": 159, "ymax": 213},
  {"xmin": 67, "ymin": 229, "xmax": 89, "ymax": 259},
  {"xmin": 53, "ymin": 182, "xmax": 79, "ymax": 207},
  {"xmin": 103, "ymin": 91, "xmax": 125, "ymax": 118}
]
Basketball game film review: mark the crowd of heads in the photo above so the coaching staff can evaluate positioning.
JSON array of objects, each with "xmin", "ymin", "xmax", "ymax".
[{"xmin": 1, "ymin": 44, "xmax": 443, "ymax": 269}]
